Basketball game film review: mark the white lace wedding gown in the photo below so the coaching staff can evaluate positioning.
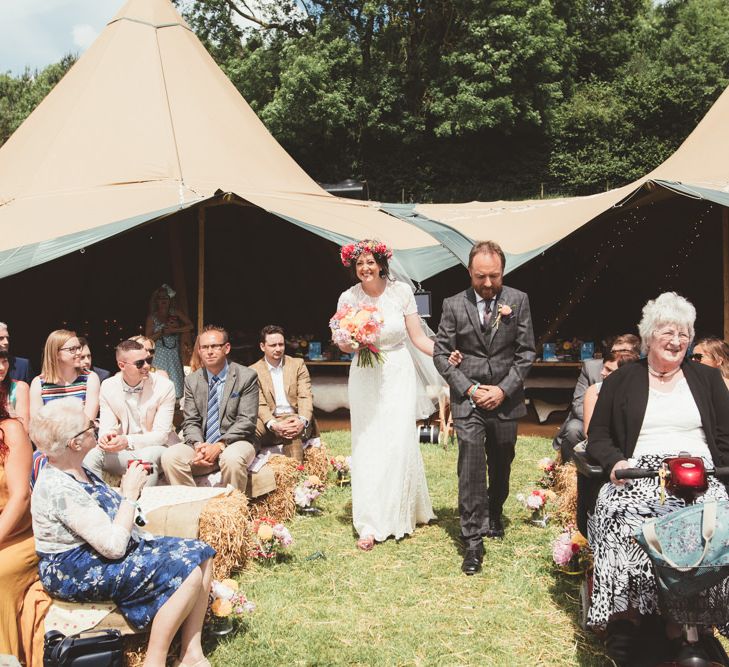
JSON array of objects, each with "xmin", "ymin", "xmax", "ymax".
[{"xmin": 338, "ymin": 281, "xmax": 436, "ymax": 541}]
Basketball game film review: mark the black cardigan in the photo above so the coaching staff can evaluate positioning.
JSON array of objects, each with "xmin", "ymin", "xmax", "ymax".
[{"xmin": 586, "ymin": 358, "xmax": 729, "ymax": 474}]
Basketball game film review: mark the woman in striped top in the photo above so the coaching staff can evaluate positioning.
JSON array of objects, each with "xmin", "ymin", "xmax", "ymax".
[{"xmin": 30, "ymin": 330, "xmax": 100, "ymax": 421}]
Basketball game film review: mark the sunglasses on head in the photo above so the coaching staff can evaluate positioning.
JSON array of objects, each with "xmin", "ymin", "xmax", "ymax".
[
  {"xmin": 126, "ymin": 356, "xmax": 154, "ymax": 369},
  {"xmin": 690, "ymin": 353, "xmax": 704, "ymax": 362}
]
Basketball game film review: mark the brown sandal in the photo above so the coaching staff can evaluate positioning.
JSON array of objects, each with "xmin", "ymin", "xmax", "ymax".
[{"xmin": 356, "ymin": 535, "xmax": 375, "ymax": 551}]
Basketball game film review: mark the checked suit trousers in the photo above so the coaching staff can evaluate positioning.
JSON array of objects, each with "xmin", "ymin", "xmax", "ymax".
[{"xmin": 455, "ymin": 410, "xmax": 518, "ymax": 549}]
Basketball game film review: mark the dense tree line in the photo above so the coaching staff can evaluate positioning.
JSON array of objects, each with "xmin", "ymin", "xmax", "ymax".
[{"xmin": 1, "ymin": 1, "xmax": 728, "ymax": 202}]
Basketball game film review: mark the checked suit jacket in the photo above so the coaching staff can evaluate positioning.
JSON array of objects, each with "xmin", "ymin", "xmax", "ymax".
[
  {"xmin": 433, "ymin": 285, "xmax": 536, "ymax": 420},
  {"xmin": 182, "ymin": 362, "xmax": 259, "ymax": 447}
]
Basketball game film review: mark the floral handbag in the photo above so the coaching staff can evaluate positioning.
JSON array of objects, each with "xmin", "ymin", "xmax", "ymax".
[{"xmin": 634, "ymin": 498, "xmax": 729, "ymax": 597}]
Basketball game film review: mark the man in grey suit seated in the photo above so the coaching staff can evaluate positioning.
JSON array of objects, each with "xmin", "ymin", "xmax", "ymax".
[
  {"xmin": 552, "ymin": 333, "xmax": 641, "ymax": 462},
  {"xmin": 162, "ymin": 324, "xmax": 275, "ymax": 497}
]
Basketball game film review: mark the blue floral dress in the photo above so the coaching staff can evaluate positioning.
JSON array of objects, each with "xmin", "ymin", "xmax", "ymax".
[{"xmin": 34, "ymin": 469, "xmax": 215, "ymax": 630}]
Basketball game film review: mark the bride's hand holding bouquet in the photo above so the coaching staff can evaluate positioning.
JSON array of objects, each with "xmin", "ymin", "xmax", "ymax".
[{"xmin": 329, "ymin": 303, "xmax": 385, "ymax": 368}]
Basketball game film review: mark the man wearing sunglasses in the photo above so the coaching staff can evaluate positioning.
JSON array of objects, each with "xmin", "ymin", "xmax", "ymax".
[{"xmin": 84, "ymin": 339, "xmax": 179, "ymax": 485}]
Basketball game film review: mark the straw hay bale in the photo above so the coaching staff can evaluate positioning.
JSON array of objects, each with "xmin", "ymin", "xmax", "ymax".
[
  {"xmin": 553, "ymin": 462, "xmax": 577, "ymax": 525},
  {"xmin": 248, "ymin": 455, "xmax": 299, "ymax": 524},
  {"xmin": 199, "ymin": 490, "xmax": 254, "ymax": 579},
  {"xmin": 303, "ymin": 443, "xmax": 329, "ymax": 483}
]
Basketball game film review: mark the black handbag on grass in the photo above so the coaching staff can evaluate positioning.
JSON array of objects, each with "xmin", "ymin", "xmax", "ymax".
[{"xmin": 43, "ymin": 629, "xmax": 123, "ymax": 667}]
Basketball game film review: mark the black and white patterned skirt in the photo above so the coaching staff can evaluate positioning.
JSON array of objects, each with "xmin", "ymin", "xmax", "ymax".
[{"xmin": 586, "ymin": 453, "xmax": 728, "ymax": 629}]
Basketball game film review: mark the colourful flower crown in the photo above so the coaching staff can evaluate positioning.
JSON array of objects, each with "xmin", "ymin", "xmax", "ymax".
[{"xmin": 340, "ymin": 240, "xmax": 393, "ymax": 267}]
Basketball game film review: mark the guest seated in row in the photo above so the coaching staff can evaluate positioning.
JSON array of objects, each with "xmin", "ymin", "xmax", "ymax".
[
  {"xmin": 0, "ymin": 349, "xmax": 30, "ymax": 430},
  {"xmin": 0, "ymin": 321, "xmax": 33, "ymax": 384},
  {"xmin": 29, "ymin": 330, "xmax": 100, "ymax": 420},
  {"xmin": 250, "ymin": 325, "xmax": 318, "ymax": 463},
  {"xmin": 0, "ymin": 385, "xmax": 36, "ymax": 661},
  {"xmin": 582, "ymin": 348, "xmax": 640, "ymax": 432},
  {"xmin": 584, "ymin": 293, "xmax": 729, "ymax": 662},
  {"xmin": 128, "ymin": 335, "xmax": 169, "ymax": 380},
  {"xmin": 691, "ymin": 336, "xmax": 729, "ymax": 389},
  {"xmin": 553, "ymin": 333, "xmax": 641, "ymax": 462},
  {"xmin": 85, "ymin": 340, "xmax": 179, "ymax": 486},
  {"xmin": 31, "ymin": 398, "xmax": 215, "ymax": 667},
  {"xmin": 78, "ymin": 337, "xmax": 111, "ymax": 383},
  {"xmin": 162, "ymin": 325, "xmax": 275, "ymax": 496}
]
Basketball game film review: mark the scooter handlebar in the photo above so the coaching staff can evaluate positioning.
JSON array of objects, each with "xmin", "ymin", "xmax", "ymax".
[{"xmin": 614, "ymin": 468, "xmax": 658, "ymax": 480}]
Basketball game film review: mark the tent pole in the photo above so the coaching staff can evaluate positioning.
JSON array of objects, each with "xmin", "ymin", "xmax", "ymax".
[
  {"xmin": 197, "ymin": 206, "xmax": 206, "ymax": 332},
  {"xmin": 724, "ymin": 208, "xmax": 729, "ymax": 341}
]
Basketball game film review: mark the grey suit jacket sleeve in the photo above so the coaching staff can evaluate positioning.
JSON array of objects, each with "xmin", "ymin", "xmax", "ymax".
[
  {"xmin": 182, "ymin": 375, "xmax": 204, "ymax": 446},
  {"xmin": 222, "ymin": 371, "xmax": 259, "ymax": 445},
  {"xmin": 496, "ymin": 293, "xmax": 536, "ymax": 398},
  {"xmin": 433, "ymin": 297, "xmax": 474, "ymax": 397},
  {"xmin": 570, "ymin": 359, "xmax": 602, "ymax": 422}
]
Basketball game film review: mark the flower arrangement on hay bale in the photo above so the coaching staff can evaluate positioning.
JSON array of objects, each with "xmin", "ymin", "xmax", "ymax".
[
  {"xmin": 251, "ymin": 517, "xmax": 293, "ymax": 561},
  {"xmin": 516, "ymin": 488, "xmax": 556, "ymax": 527},
  {"xmin": 206, "ymin": 579, "xmax": 255, "ymax": 635},
  {"xmin": 552, "ymin": 526, "xmax": 592, "ymax": 575},
  {"xmin": 536, "ymin": 457, "xmax": 557, "ymax": 488},
  {"xmin": 294, "ymin": 467, "xmax": 325, "ymax": 513},
  {"xmin": 330, "ymin": 454, "xmax": 351, "ymax": 486}
]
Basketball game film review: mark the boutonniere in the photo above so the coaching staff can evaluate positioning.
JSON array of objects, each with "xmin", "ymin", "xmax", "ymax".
[{"xmin": 491, "ymin": 303, "xmax": 513, "ymax": 332}]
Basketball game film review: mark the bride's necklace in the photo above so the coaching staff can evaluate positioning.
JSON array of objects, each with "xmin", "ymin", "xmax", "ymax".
[{"xmin": 647, "ymin": 364, "xmax": 681, "ymax": 383}]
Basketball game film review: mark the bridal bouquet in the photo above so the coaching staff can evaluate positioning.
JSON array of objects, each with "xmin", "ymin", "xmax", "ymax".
[{"xmin": 329, "ymin": 303, "xmax": 385, "ymax": 367}]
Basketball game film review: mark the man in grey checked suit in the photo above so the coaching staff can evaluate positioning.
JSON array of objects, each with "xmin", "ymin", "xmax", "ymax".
[
  {"xmin": 162, "ymin": 324, "xmax": 275, "ymax": 496},
  {"xmin": 434, "ymin": 240, "xmax": 535, "ymax": 575}
]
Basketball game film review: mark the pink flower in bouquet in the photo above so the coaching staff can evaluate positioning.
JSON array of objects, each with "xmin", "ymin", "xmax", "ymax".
[{"xmin": 329, "ymin": 303, "xmax": 385, "ymax": 367}]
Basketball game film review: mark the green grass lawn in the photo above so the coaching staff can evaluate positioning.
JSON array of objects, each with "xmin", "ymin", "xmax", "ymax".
[{"xmin": 207, "ymin": 432, "xmax": 611, "ymax": 666}]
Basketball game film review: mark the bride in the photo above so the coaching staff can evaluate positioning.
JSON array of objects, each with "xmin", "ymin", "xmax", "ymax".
[{"xmin": 335, "ymin": 239, "xmax": 437, "ymax": 551}]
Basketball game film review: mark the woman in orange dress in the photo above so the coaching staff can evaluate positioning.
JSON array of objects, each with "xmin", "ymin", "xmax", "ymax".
[{"xmin": 0, "ymin": 381, "xmax": 37, "ymax": 660}]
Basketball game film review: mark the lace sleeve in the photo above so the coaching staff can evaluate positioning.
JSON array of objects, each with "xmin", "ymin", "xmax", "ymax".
[
  {"xmin": 51, "ymin": 485, "xmax": 132, "ymax": 559},
  {"xmin": 395, "ymin": 281, "xmax": 418, "ymax": 316}
]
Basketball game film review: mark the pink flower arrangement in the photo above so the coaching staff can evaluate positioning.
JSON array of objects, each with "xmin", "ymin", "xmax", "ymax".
[
  {"xmin": 552, "ymin": 527, "xmax": 591, "ymax": 573},
  {"xmin": 251, "ymin": 517, "xmax": 294, "ymax": 560},
  {"xmin": 340, "ymin": 240, "xmax": 393, "ymax": 267},
  {"xmin": 329, "ymin": 303, "xmax": 385, "ymax": 367},
  {"xmin": 209, "ymin": 579, "xmax": 255, "ymax": 618},
  {"xmin": 537, "ymin": 457, "xmax": 557, "ymax": 488},
  {"xmin": 294, "ymin": 474, "xmax": 325, "ymax": 509}
]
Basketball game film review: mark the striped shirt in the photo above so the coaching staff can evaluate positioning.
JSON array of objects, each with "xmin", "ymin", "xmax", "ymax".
[{"xmin": 40, "ymin": 372, "xmax": 90, "ymax": 405}]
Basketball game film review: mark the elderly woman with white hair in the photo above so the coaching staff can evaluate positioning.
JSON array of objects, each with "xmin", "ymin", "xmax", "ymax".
[
  {"xmin": 584, "ymin": 292, "xmax": 729, "ymax": 661},
  {"xmin": 31, "ymin": 398, "xmax": 215, "ymax": 667}
]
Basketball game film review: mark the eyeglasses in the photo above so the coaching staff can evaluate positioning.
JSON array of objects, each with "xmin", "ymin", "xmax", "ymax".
[
  {"xmin": 690, "ymin": 353, "xmax": 704, "ymax": 362},
  {"xmin": 71, "ymin": 419, "xmax": 99, "ymax": 441},
  {"xmin": 123, "ymin": 356, "xmax": 154, "ymax": 369},
  {"xmin": 199, "ymin": 343, "xmax": 226, "ymax": 352},
  {"xmin": 656, "ymin": 330, "xmax": 690, "ymax": 343},
  {"xmin": 60, "ymin": 345, "xmax": 83, "ymax": 354}
]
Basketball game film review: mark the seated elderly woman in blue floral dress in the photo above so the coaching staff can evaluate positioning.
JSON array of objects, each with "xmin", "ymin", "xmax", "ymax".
[{"xmin": 30, "ymin": 398, "xmax": 215, "ymax": 667}]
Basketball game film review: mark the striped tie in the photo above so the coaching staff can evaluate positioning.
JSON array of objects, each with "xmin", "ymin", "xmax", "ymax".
[{"xmin": 205, "ymin": 375, "xmax": 221, "ymax": 444}]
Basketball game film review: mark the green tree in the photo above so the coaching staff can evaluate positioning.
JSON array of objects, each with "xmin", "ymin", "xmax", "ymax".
[{"xmin": 0, "ymin": 55, "xmax": 76, "ymax": 148}]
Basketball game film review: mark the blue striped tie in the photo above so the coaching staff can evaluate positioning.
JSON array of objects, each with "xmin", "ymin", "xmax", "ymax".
[{"xmin": 205, "ymin": 375, "xmax": 221, "ymax": 444}]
